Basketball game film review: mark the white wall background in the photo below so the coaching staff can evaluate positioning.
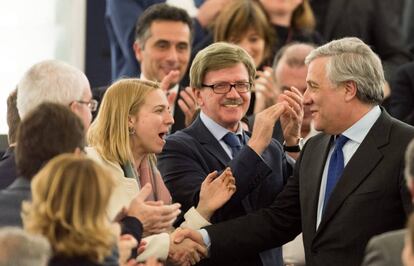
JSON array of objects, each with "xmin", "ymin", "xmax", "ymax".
[{"xmin": 0, "ymin": 0, "xmax": 86, "ymax": 134}]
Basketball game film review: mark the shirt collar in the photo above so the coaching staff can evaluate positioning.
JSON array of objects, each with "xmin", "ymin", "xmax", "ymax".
[
  {"xmin": 342, "ymin": 105, "xmax": 381, "ymax": 144},
  {"xmin": 199, "ymin": 111, "xmax": 243, "ymax": 141}
]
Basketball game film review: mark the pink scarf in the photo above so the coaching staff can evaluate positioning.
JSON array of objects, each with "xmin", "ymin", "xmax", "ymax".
[{"xmin": 138, "ymin": 155, "xmax": 172, "ymax": 204}]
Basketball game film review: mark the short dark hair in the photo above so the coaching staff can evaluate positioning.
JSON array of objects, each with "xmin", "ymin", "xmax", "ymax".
[
  {"xmin": 134, "ymin": 3, "xmax": 193, "ymax": 48},
  {"xmin": 15, "ymin": 102, "xmax": 85, "ymax": 179},
  {"xmin": 7, "ymin": 88, "xmax": 20, "ymax": 145}
]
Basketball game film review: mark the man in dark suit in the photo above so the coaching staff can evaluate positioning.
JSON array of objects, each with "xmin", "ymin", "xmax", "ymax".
[
  {"xmin": 361, "ymin": 138, "xmax": 414, "ymax": 266},
  {"xmin": 158, "ymin": 42, "xmax": 303, "ymax": 266},
  {"xmin": 389, "ymin": 62, "xmax": 414, "ymax": 126},
  {"xmin": 0, "ymin": 60, "xmax": 95, "ymax": 188},
  {"xmin": 174, "ymin": 37, "xmax": 414, "ymax": 266},
  {"xmin": 0, "ymin": 103, "xmax": 85, "ymax": 227},
  {"xmin": 133, "ymin": 4, "xmax": 198, "ymax": 133},
  {"xmin": 0, "ymin": 89, "xmax": 20, "ymax": 189}
]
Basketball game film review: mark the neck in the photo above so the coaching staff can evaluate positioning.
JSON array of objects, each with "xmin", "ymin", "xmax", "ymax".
[
  {"xmin": 333, "ymin": 103, "xmax": 375, "ymax": 135},
  {"xmin": 301, "ymin": 125, "xmax": 310, "ymax": 138},
  {"xmin": 129, "ymin": 141, "xmax": 145, "ymax": 169},
  {"xmin": 269, "ymin": 13, "xmax": 292, "ymax": 27}
]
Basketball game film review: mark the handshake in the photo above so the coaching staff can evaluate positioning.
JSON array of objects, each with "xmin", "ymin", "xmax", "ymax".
[
  {"xmin": 168, "ymin": 228, "xmax": 206, "ymax": 266},
  {"xmin": 121, "ymin": 168, "xmax": 236, "ymax": 265}
]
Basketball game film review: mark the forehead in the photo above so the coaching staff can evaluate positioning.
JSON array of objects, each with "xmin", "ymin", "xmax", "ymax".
[
  {"xmin": 147, "ymin": 20, "xmax": 191, "ymax": 43},
  {"xmin": 306, "ymin": 57, "xmax": 329, "ymax": 82},
  {"xmin": 276, "ymin": 63, "xmax": 307, "ymax": 84},
  {"xmin": 142, "ymin": 89, "xmax": 168, "ymax": 106},
  {"xmin": 203, "ymin": 63, "xmax": 249, "ymax": 82}
]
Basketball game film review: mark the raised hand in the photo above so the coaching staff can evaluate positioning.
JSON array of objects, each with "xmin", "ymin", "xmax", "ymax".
[
  {"xmin": 248, "ymin": 102, "xmax": 288, "ymax": 155},
  {"xmin": 160, "ymin": 70, "xmax": 180, "ymax": 107},
  {"xmin": 278, "ymin": 86, "xmax": 304, "ymax": 146},
  {"xmin": 254, "ymin": 67, "xmax": 279, "ymax": 113},
  {"xmin": 127, "ymin": 183, "xmax": 181, "ymax": 236},
  {"xmin": 196, "ymin": 168, "xmax": 236, "ymax": 220},
  {"xmin": 168, "ymin": 228, "xmax": 207, "ymax": 266},
  {"xmin": 177, "ymin": 86, "xmax": 198, "ymax": 127}
]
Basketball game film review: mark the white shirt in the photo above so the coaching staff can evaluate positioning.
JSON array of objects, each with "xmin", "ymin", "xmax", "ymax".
[
  {"xmin": 316, "ymin": 105, "xmax": 381, "ymax": 228},
  {"xmin": 199, "ymin": 111, "xmax": 244, "ymax": 159}
]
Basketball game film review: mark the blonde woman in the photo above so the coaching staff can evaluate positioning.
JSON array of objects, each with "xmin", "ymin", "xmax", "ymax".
[
  {"xmin": 87, "ymin": 79, "xmax": 235, "ymax": 263},
  {"xmin": 23, "ymin": 154, "xmax": 117, "ymax": 266}
]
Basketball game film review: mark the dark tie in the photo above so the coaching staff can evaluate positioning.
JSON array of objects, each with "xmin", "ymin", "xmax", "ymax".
[
  {"xmin": 222, "ymin": 132, "xmax": 242, "ymax": 158},
  {"xmin": 323, "ymin": 135, "xmax": 349, "ymax": 212},
  {"xmin": 194, "ymin": 0, "xmax": 204, "ymax": 8}
]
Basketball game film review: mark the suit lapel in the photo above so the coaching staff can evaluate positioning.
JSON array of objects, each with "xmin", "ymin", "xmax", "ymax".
[
  {"xmin": 301, "ymin": 134, "xmax": 333, "ymax": 234},
  {"xmin": 323, "ymin": 0, "xmax": 348, "ymax": 39},
  {"xmin": 316, "ymin": 112, "xmax": 390, "ymax": 235},
  {"xmin": 184, "ymin": 117, "xmax": 230, "ymax": 166}
]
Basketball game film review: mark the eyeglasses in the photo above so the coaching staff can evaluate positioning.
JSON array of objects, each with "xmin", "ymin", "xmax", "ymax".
[
  {"xmin": 76, "ymin": 99, "xmax": 98, "ymax": 112},
  {"xmin": 201, "ymin": 82, "xmax": 251, "ymax": 94}
]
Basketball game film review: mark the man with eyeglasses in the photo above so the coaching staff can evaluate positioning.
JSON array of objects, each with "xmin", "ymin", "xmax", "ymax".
[
  {"xmin": 158, "ymin": 42, "xmax": 303, "ymax": 266},
  {"xmin": 0, "ymin": 60, "xmax": 95, "ymax": 193}
]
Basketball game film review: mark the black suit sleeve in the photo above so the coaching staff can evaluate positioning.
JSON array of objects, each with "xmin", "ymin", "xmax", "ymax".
[
  {"xmin": 390, "ymin": 63, "xmax": 414, "ymax": 126},
  {"xmin": 204, "ymin": 155, "xmax": 302, "ymax": 263},
  {"xmin": 157, "ymin": 132, "xmax": 276, "ymax": 223}
]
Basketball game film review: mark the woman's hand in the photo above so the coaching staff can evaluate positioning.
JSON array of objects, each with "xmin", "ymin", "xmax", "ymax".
[{"xmin": 196, "ymin": 168, "xmax": 236, "ymax": 221}]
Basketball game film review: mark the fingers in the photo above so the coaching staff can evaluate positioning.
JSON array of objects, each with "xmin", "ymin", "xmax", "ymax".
[
  {"xmin": 278, "ymin": 86, "xmax": 303, "ymax": 117},
  {"xmin": 160, "ymin": 70, "xmax": 179, "ymax": 92},
  {"xmin": 167, "ymin": 90, "xmax": 178, "ymax": 107},
  {"xmin": 203, "ymin": 170, "xmax": 218, "ymax": 185},
  {"xmin": 135, "ymin": 183, "xmax": 152, "ymax": 202},
  {"xmin": 137, "ymin": 240, "xmax": 147, "ymax": 255}
]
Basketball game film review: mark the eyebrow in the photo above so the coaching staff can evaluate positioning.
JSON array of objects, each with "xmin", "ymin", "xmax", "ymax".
[{"xmin": 306, "ymin": 80, "xmax": 319, "ymax": 88}]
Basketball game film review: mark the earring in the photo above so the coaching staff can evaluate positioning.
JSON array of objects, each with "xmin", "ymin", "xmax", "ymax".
[{"xmin": 128, "ymin": 127, "xmax": 136, "ymax": 135}]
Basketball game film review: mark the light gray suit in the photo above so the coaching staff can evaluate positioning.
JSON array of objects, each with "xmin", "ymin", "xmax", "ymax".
[{"xmin": 362, "ymin": 229, "xmax": 405, "ymax": 266}]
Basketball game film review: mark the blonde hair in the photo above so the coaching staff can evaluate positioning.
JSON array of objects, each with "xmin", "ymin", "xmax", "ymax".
[
  {"xmin": 88, "ymin": 79, "xmax": 159, "ymax": 165},
  {"xmin": 23, "ymin": 154, "xmax": 116, "ymax": 263},
  {"xmin": 291, "ymin": 0, "xmax": 316, "ymax": 31}
]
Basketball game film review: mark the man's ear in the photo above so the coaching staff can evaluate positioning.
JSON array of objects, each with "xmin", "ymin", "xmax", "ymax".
[
  {"xmin": 133, "ymin": 41, "xmax": 143, "ymax": 63},
  {"xmin": 193, "ymin": 88, "xmax": 204, "ymax": 106},
  {"xmin": 343, "ymin": 80, "xmax": 357, "ymax": 102}
]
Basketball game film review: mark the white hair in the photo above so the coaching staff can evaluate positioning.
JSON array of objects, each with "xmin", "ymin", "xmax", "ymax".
[
  {"xmin": 17, "ymin": 60, "xmax": 90, "ymax": 119},
  {"xmin": 305, "ymin": 37, "xmax": 384, "ymax": 104},
  {"xmin": 0, "ymin": 227, "xmax": 51, "ymax": 266}
]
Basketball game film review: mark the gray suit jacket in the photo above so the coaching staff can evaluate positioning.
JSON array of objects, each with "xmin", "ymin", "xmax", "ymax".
[
  {"xmin": 0, "ymin": 177, "xmax": 31, "ymax": 227},
  {"xmin": 362, "ymin": 229, "xmax": 405, "ymax": 266}
]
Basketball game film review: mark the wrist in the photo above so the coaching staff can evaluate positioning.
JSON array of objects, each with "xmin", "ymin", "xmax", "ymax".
[
  {"xmin": 196, "ymin": 205, "xmax": 212, "ymax": 221},
  {"xmin": 283, "ymin": 138, "xmax": 304, "ymax": 152}
]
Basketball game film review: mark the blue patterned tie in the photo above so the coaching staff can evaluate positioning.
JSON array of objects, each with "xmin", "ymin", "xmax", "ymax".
[
  {"xmin": 323, "ymin": 135, "xmax": 349, "ymax": 213},
  {"xmin": 222, "ymin": 132, "xmax": 242, "ymax": 158}
]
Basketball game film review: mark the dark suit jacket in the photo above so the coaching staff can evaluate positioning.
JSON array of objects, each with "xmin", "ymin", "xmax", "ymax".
[
  {"xmin": 158, "ymin": 117, "xmax": 290, "ymax": 266},
  {"xmin": 205, "ymin": 110, "xmax": 414, "ymax": 266},
  {"xmin": 0, "ymin": 177, "xmax": 31, "ymax": 227},
  {"xmin": 0, "ymin": 147, "xmax": 17, "ymax": 190},
  {"xmin": 361, "ymin": 229, "xmax": 405, "ymax": 266},
  {"xmin": 312, "ymin": 0, "xmax": 411, "ymax": 80},
  {"xmin": 390, "ymin": 62, "xmax": 414, "ymax": 126}
]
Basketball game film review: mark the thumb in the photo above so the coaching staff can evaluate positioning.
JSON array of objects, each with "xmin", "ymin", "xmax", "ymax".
[
  {"xmin": 136, "ymin": 183, "xmax": 152, "ymax": 201},
  {"xmin": 160, "ymin": 70, "xmax": 179, "ymax": 92}
]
